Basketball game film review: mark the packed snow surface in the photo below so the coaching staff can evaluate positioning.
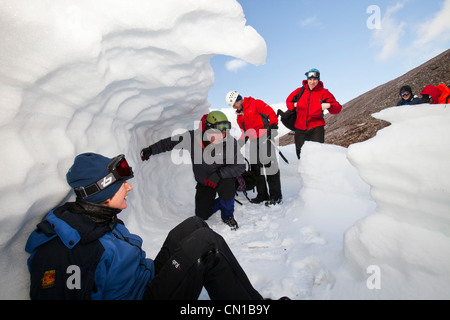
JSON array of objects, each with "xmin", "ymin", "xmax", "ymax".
[{"xmin": 1, "ymin": 0, "xmax": 449, "ymax": 300}]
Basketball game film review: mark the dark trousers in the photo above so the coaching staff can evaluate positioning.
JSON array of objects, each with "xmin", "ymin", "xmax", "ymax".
[
  {"xmin": 294, "ymin": 125, "xmax": 325, "ymax": 159},
  {"xmin": 143, "ymin": 216, "xmax": 263, "ymax": 300},
  {"xmin": 249, "ymin": 137, "xmax": 282, "ymax": 200},
  {"xmin": 195, "ymin": 178, "xmax": 235, "ymax": 220}
]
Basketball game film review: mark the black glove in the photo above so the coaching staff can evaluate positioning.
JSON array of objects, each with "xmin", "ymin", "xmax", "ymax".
[
  {"xmin": 205, "ymin": 171, "xmax": 221, "ymax": 189},
  {"xmin": 268, "ymin": 124, "xmax": 278, "ymax": 139},
  {"xmin": 140, "ymin": 147, "xmax": 152, "ymax": 161},
  {"xmin": 238, "ymin": 136, "xmax": 249, "ymax": 148}
]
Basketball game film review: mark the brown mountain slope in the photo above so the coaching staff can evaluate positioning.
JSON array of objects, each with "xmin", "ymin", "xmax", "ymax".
[{"xmin": 279, "ymin": 49, "xmax": 450, "ymax": 148}]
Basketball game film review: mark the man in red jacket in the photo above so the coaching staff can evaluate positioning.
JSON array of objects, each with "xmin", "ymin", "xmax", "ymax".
[
  {"xmin": 226, "ymin": 91, "xmax": 282, "ymax": 206},
  {"xmin": 286, "ymin": 68, "xmax": 342, "ymax": 159}
]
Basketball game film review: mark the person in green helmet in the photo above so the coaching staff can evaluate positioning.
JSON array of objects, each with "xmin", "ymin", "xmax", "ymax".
[{"xmin": 140, "ymin": 111, "xmax": 244, "ymax": 230}]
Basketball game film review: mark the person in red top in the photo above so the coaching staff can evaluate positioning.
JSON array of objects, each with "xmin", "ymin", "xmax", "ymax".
[
  {"xmin": 226, "ymin": 91, "xmax": 282, "ymax": 206},
  {"xmin": 286, "ymin": 68, "xmax": 342, "ymax": 159},
  {"xmin": 420, "ymin": 85, "xmax": 443, "ymax": 104},
  {"xmin": 421, "ymin": 84, "xmax": 450, "ymax": 104}
]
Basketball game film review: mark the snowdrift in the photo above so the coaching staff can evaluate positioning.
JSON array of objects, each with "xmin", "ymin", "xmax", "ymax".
[
  {"xmin": 344, "ymin": 104, "xmax": 450, "ymax": 299},
  {"xmin": 1, "ymin": 0, "xmax": 449, "ymax": 300},
  {"xmin": 0, "ymin": 0, "xmax": 265, "ymax": 299}
]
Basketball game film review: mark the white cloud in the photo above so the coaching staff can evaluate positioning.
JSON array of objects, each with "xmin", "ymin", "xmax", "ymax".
[
  {"xmin": 300, "ymin": 16, "xmax": 322, "ymax": 28},
  {"xmin": 413, "ymin": 0, "xmax": 450, "ymax": 47},
  {"xmin": 225, "ymin": 59, "xmax": 248, "ymax": 72},
  {"xmin": 370, "ymin": 0, "xmax": 450, "ymax": 63},
  {"xmin": 370, "ymin": 1, "xmax": 407, "ymax": 61}
]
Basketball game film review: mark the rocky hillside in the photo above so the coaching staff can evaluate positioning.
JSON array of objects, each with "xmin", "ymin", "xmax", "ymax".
[{"xmin": 279, "ymin": 49, "xmax": 450, "ymax": 148}]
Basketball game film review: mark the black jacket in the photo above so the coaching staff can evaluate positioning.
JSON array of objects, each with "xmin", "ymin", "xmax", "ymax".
[
  {"xmin": 397, "ymin": 96, "xmax": 423, "ymax": 106},
  {"xmin": 149, "ymin": 129, "xmax": 245, "ymax": 185}
]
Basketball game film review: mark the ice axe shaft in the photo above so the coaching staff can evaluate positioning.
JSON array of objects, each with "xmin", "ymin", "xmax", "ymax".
[
  {"xmin": 268, "ymin": 138, "xmax": 289, "ymax": 164},
  {"xmin": 278, "ymin": 150, "xmax": 289, "ymax": 164}
]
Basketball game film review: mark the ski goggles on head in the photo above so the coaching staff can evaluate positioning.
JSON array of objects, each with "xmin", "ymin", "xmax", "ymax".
[
  {"xmin": 74, "ymin": 154, "xmax": 134, "ymax": 199},
  {"xmin": 306, "ymin": 71, "xmax": 320, "ymax": 79},
  {"xmin": 206, "ymin": 121, "xmax": 231, "ymax": 133},
  {"xmin": 400, "ymin": 91, "xmax": 411, "ymax": 97},
  {"xmin": 214, "ymin": 121, "xmax": 231, "ymax": 133}
]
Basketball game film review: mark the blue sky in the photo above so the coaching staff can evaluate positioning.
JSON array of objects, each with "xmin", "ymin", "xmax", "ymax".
[{"xmin": 208, "ymin": 0, "xmax": 450, "ymax": 109}]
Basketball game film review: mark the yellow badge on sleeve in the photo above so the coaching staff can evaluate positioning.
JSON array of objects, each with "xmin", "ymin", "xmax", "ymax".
[{"xmin": 42, "ymin": 270, "xmax": 56, "ymax": 289}]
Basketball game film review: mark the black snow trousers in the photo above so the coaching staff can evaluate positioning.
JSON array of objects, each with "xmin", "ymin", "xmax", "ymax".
[
  {"xmin": 249, "ymin": 137, "xmax": 282, "ymax": 201},
  {"xmin": 195, "ymin": 178, "xmax": 235, "ymax": 220},
  {"xmin": 142, "ymin": 216, "xmax": 263, "ymax": 300},
  {"xmin": 294, "ymin": 125, "xmax": 325, "ymax": 159}
]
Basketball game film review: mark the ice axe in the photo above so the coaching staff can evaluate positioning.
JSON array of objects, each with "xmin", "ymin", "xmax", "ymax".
[{"xmin": 267, "ymin": 138, "xmax": 289, "ymax": 164}]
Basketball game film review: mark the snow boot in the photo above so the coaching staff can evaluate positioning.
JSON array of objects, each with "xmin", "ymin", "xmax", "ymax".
[
  {"xmin": 223, "ymin": 217, "xmax": 239, "ymax": 230},
  {"xmin": 265, "ymin": 197, "xmax": 282, "ymax": 207},
  {"xmin": 249, "ymin": 196, "xmax": 269, "ymax": 204},
  {"xmin": 215, "ymin": 198, "xmax": 239, "ymax": 230}
]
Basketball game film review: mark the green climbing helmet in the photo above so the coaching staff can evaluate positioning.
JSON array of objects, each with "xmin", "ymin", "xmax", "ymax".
[{"xmin": 205, "ymin": 111, "xmax": 231, "ymax": 133}]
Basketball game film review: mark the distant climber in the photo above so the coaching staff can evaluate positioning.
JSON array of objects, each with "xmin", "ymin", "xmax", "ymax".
[
  {"xmin": 436, "ymin": 84, "xmax": 450, "ymax": 104},
  {"xmin": 396, "ymin": 85, "xmax": 423, "ymax": 106},
  {"xmin": 420, "ymin": 85, "xmax": 442, "ymax": 104}
]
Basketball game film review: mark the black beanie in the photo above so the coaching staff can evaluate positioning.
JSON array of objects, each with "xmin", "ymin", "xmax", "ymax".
[{"xmin": 400, "ymin": 85, "xmax": 412, "ymax": 95}]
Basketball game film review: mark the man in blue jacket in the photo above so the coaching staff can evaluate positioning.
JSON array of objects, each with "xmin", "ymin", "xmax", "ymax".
[{"xmin": 25, "ymin": 152, "xmax": 262, "ymax": 300}]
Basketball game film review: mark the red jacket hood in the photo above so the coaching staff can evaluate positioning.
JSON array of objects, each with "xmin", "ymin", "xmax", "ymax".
[{"xmin": 421, "ymin": 85, "xmax": 442, "ymax": 104}]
